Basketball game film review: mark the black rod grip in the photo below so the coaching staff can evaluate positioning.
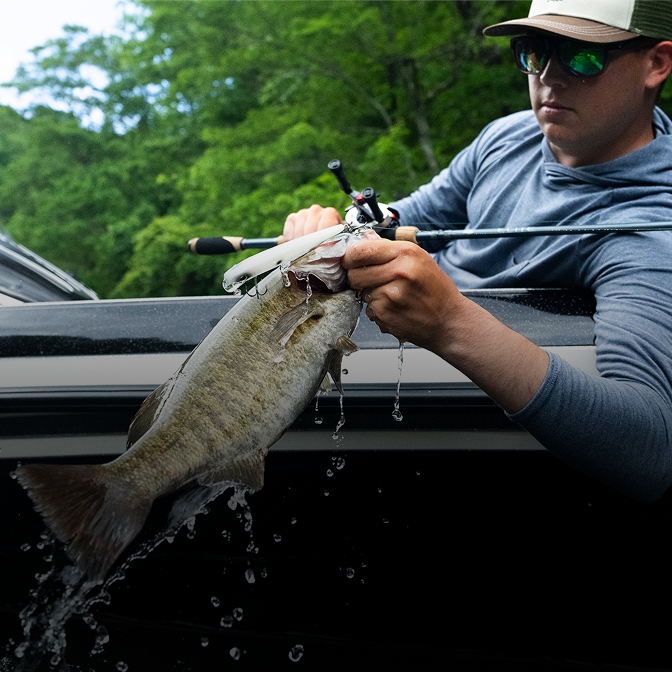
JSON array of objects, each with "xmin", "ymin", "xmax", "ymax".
[{"xmin": 188, "ymin": 237, "xmax": 243, "ymax": 255}]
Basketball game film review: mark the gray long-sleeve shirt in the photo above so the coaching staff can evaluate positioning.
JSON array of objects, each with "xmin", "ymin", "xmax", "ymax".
[{"xmin": 390, "ymin": 108, "xmax": 672, "ymax": 502}]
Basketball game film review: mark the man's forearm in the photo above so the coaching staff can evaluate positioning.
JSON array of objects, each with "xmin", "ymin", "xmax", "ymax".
[{"xmin": 432, "ymin": 296, "xmax": 550, "ymax": 415}]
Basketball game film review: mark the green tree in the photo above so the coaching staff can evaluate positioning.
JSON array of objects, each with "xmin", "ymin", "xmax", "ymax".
[{"xmin": 2, "ymin": 1, "xmax": 534, "ymax": 298}]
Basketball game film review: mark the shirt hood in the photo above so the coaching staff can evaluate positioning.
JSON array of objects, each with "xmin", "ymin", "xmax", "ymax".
[{"xmin": 542, "ymin": 107, "xmax": 672, "ymax": 188}]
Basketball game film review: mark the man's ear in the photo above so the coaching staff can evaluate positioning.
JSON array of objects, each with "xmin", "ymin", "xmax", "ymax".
[{"xmin": 645, "ymin": 41, "xmax": 672, "ymax": 90}]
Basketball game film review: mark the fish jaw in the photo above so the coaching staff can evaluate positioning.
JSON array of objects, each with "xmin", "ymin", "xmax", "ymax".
[{"xmin": 288, "ymin": 227, "xmax": 380, "ymax": 292}]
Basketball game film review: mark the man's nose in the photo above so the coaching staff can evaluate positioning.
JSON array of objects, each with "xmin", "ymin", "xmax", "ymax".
[{"xmin": 538, "ymin": 53, "xmax": 570, "ymax": 87}]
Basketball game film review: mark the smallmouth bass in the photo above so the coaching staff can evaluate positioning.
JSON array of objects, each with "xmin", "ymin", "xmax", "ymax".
[{"xmin": 16, "ymin": 231, "xmax": 366, "ymax": 581}]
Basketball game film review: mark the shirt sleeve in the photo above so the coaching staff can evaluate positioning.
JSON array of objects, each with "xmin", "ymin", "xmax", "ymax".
[
  {"xmin": 388, "ymin": 138, "xmax": 479, "ymax": 253},
  {"xmin": 508, "ymin": 231, "xmax": 672, "ymax": 503}
]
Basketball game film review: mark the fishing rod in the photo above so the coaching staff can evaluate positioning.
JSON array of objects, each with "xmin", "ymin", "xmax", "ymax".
[{"xmin": 188, "ymin": 161, "xmax": 672, "ymax": 255}]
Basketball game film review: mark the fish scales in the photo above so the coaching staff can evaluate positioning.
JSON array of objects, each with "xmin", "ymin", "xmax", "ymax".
[{"xmin": 15, "ymin": 262, "xmax": 361, "ymax": 581}]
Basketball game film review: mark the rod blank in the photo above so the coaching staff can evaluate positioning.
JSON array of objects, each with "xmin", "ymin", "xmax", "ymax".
[{"xmin": 188, "ymin": 222, "xmax": 672, "ymax": 255}]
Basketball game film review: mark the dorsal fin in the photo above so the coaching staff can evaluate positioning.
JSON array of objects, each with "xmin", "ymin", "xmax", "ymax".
[{"xmin": 126, "ymin": 377, "xmax": 177, "ymax": 450}]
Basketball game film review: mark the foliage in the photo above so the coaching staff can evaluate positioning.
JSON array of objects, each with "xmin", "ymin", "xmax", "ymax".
[{"xmin": 0, "ymin": 1, "xmax": 532, "ymax": 298}]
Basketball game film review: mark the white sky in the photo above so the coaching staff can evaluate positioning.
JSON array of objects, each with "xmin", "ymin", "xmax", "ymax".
[{"xmin": 0, "ymin": 0, "xmax": 129, "ymax": 112}]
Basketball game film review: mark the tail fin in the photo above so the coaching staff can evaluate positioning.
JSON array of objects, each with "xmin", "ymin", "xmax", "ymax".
[{"xmin": 15, "ymin": 464, "xmax": 152, "ymax": 582}]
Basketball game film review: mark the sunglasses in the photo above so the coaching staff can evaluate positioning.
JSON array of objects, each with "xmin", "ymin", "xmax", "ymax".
[{"xmin": 510, "ymin": 35, "xmax": 658, "ymax": 78}]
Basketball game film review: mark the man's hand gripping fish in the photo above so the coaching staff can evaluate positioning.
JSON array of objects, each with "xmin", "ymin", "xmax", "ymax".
[{"xmin": 16, "ymin": 227, "xmax": 377, "ymax": 582}]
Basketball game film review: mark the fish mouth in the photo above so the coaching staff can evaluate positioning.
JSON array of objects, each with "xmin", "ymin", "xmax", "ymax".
[
  {"xmin": 288, "ymin": 227, "xmax": 379, "ymax": 294},
  {"xmin": 288, "ymin": 270, "xmax": 347, "ymax": 295}
]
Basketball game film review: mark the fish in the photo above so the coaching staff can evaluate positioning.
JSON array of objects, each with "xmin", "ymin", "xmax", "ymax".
[{"xmin": 15, "ymin": 230, "xmax": 368, "ymax": 582}]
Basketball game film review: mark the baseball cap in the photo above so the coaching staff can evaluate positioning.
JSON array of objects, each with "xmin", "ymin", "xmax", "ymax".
[{"xmin": 484, "ymin": 0, "xmax": 672, "ymax": 43}]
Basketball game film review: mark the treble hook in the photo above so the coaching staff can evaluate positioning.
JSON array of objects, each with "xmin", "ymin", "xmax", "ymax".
[{"xmin": 246, "ymin": 276, "xmax": 267, "ymax": 299}]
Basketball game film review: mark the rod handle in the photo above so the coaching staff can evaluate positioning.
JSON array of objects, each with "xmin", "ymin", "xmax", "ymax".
[
  {"xmin": 188, "ymin": 237, "xmax": 243, "ymax": 255},
  {"xmin": 188, "ymin": 236, "xmax": 286, "ymax": 255},
  {"xmin": 393, "ymin": 226, "xmax": 419, "ymax": 244}
]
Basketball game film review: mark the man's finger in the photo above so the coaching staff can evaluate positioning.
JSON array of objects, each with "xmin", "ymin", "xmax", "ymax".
[{"xmin": 342, "ymin": 239, "xmax": 412, "ymax": 269}]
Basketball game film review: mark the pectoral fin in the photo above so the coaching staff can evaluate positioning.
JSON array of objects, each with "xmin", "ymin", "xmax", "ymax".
[{"xmin": 271, "ymin": 303, "xmax": 319, "ymax": 348}]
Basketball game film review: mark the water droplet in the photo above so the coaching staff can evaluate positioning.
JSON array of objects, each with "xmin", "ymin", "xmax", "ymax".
[
  {"xmin": 416, "ymin": 471, "xmax": 421, "ymax": 476},
  {"xmin": 314, "ymin": 417, "xmax": 323, "ymax": 425},
  {"xmin": 116, "ymin": 662, "xmax": 128, "ymax": 672},
  {"xmin": 9, "ymin": 471, "xmax": 17, "ymax": 480},
  {"xmin": 91, "ymin": 625, "xmax": 110, "ymax": 655},
  {"xmin": 261, "ymin": 568, "xmax": 268, "ymax": 578},
  {"xmin": 377, "ymin": 487, "xmax": 382, "ymax": 493},
  {"xmin": 233, "ymin": 607, "xmax": 244, "ymax": 621},
  {"xmin": 211, "ymin": 596, "xmax": 220, "ymax": 608},
  {"xmin": 289, "ymin": 644, "xmax": 304, "ymax": 662},
  {"xmin": 332, "ymin": 391, "xmax": 346, "ymax": 438},
  {"xmin": 324, "ymin": 490, "xmax": 329, "ymax": 496},
  {"xmin": 230, "ymin": 647, "xmax": 241, "ymax": 660},
  {"xmin": 83, "ymin": 613, "xmax": 97, "ymax": 629},
  {"xmin": 290, "ymin": 517, "xmax": 297, "ymax": 524},
  {"xmin": 326, "ymin": 469, "xmax": 333, "ymax": 477},
  {"xmin": 273, "ymin": 534, "xmax": 282, "ymax": 542},
  {"xmin": 335, "ymin": 457, "xmax": 346, "ymax": 470},
  {"xmin": 342, "ymin": 368, "xmax": 348, "ymax": 375},
  {"xmin": 245, "ymin": 568, "xmax": 256, "ymax": 584},
  {"xmin": 166, "ymin": 535, "xmax": 175, "ymax": 544},
  {"xmin": 346, "ymin": 568, "xmax": 355, "ymax": 578},
  {"xmin": 382, "ymin": 518, "xmax": 389, "ymax": 524},
  {"xmin": 392, "ymin": 340, "xmax": 405, "ymax": 422},
  {"xmin": 19, "ymin": 543, "xmax": 31, "ymax": 552},
  {"xmin": 36, "ymin": 541, "xmax": 45, "ymax": 550},
  {"xmin": 220, "ymin": 615, "xmax": 233, "ymax": 628},
  {"xmin": 186, "ymin": 516, "xmax": 196, "ymax": 539},
  {"xmin": 201, "ymin": 637, "xmax": 209, "ymax": 648},
  {"xmin": 361, "ymin": 562, "xmax": 366, "ymax": 568}
]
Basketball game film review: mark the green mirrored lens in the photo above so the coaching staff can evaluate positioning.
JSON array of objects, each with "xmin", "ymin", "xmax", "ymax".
[{"xmin": 559, "ymin": 43, "xmax": 605, "ymax": 76}]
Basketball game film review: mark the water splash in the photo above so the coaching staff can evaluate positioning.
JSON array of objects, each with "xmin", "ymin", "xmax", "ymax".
[
  {"xmin": 288, "ymin": 644, "xmax": 304, "ymax": 662},
  {"xmin": 7, "ymin": 482, "xmax": 250, "ymax": 671},
  {"xmin": 392, "ymin": 340, "xmax": 405, "ymax": 422}
]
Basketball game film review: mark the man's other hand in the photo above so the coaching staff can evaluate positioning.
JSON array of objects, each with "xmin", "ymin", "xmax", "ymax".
[{"xmin": 283, "ymin": 204, "xmax": 343, "ymax": 241}]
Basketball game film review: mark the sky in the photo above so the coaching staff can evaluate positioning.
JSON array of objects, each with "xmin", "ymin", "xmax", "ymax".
[{"xmin": 0, "ymin": 0, "xmax": 129, "ymax": 112}]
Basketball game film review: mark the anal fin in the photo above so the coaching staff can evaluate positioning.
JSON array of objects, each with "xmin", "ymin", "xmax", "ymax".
[{"xmin": 198, "ymin": 452, "xmax": 266, "ymax": 492}]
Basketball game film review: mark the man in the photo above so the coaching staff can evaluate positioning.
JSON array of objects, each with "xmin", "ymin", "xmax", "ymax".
[{"xmin": 283, "ymin": 0, "xmax": 672, "ymax": 502}]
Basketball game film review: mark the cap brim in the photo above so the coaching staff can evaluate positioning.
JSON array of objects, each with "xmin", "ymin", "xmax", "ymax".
[{"xmin": 483, "ymin": 15, "xmax": 640, "ymax": 43}]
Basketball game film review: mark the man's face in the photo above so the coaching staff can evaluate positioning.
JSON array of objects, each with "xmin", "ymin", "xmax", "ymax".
[{"xmin": 528, "ymin": 42, "xmax": 655, "ymax": 167}]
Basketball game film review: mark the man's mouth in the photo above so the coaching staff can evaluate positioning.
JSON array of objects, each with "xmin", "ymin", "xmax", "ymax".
[{"xmin": 541, "ymin": 100, "xmax": 572, "ymax": 111}]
